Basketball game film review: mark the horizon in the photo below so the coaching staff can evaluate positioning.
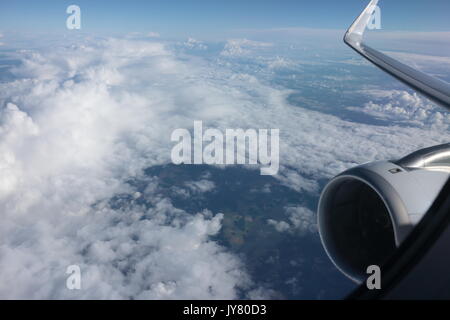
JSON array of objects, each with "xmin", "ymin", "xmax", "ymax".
[{"xmin": 1, "ymin": 0, "xmax": 450, "ymax": 39}]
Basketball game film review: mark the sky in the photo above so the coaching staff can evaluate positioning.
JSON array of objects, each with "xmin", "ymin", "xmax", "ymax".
[{"xmin": 1, "ymin": 0, "xmax": 450, "ymax": 38}]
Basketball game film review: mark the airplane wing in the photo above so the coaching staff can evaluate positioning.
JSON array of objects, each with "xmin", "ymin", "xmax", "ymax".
[
  {"xmin": 317, "ymin": 0, "xmax": 450, "ymax": 299},
  {"xmin": 341, "ymin": 0, "xmax": 450, "ymax": 299},
  {"xmin": 344, "ymin": 0, "xmax": 450, "ymax": 110}
]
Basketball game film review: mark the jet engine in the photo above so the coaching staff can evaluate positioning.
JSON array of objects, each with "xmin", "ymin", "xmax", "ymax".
[{"xmin": 318, "ymin": 144, "xmax": 450, "ymax": 282}]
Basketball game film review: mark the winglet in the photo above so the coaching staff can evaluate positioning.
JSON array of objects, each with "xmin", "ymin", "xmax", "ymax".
[
  {"xmin": 344, "ymin": 0, "xmax": 379, "ymax": 49},
  {"xmin": 344, "ymin": 0, "xmax": 450, "ymax": 110}
]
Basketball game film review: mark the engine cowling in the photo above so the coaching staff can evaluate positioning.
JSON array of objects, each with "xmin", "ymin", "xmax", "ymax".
[{"xmin": 318, "ymin": 144, "xmax": 450, "ymax": 283}]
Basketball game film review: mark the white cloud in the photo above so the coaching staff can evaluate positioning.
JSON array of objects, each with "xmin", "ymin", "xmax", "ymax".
[
  {"xmin": 185, "ymin": 180, "xmax": 216, "ymax": 194},
  {"xmin": 348, "ymin": 89, "xmax": 450, "ymax": 129},
  {"xmin": 267, "ymin": 220, "xmax": 291, "ymax": 233},
  {"xmin": 267, "ymin": 56, "xmax": 295, "ymax": 70},
  {"xmin": 221, "ymin": 39, "xmax": 273, "ymax": 56},
  {"xmin": 268, "ymin": 206, "xmax": 316, "ymax": 235},
  {"xmin": 170, "ymin": 179, "xmax": 216, "ymax": 199},
  {"xmin": 184, "ymin": 38, "xmax": 207, "ymax": 50},
  {"xmin": 0, "ymin": 38, "xmax": 257, "ymax": 299},
  {"xmin": 0, "ymin": 199, "xmax": 253, "ymax": 299},
  {"xmin": 0, "ymin": 35, "xmax": 449, "ymax": 299}
]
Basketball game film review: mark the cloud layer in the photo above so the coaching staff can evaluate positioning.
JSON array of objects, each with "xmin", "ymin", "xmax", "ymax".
[{"xmin": 0, "ymin": 35, "xmax": 449, "ymax": 299}]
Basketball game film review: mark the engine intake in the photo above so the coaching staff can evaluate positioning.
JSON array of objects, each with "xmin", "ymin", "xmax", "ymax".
[{"xmin": 318, "ymin": 144, "xmax": 450, "ymax": 282}]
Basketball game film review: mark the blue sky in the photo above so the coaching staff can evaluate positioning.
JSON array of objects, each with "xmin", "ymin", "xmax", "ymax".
[{"xmin": 1, "ymin": 0, "xmax": 450, "ymax": 38}]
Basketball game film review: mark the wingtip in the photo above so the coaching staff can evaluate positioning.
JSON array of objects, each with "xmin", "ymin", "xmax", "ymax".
[{"xmin": 344, "ymin": 0, "xmax": 380, "ymax": 48}]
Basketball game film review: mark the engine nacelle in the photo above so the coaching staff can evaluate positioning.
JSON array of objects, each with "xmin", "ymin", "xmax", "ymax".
[{"xmin": 318, "ymin": 144, "xmax": 450, "ymax": 283}]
